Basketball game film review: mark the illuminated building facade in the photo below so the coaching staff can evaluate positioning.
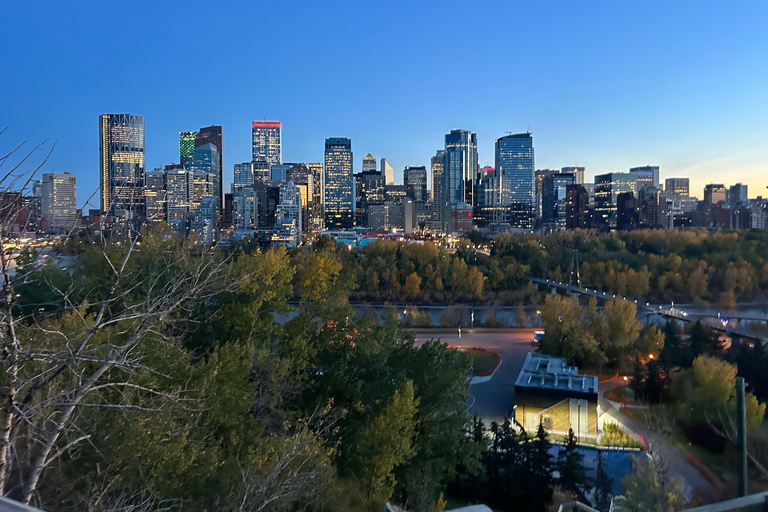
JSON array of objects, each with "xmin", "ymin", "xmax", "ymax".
[
  {"xmin": 144, "ymin": 168, "xmax": 166, "ymax": 222},
  {"xmin": 431, "ymin": 150, "xmax": 446, "ymax": 228},
  {"xmin": 630, "ymin": 165, "xmax": 659, "ymax": 191},
  {"xmin": 41, "ymin": 172, "xmax": 77, "ymax": 232},
  {"xmin": 495, "ymin": 133, "xmax": 535, "ymax": 229},
  {"xmin": 594, "ymin": 172, "xmax": 637, "ymax": 228},
  {"xmin": 444, "ymin": 129, "xmax": 478, "ymax": 208},
  {"xmin": 405, "ymin": 166, "xmax": 427, "ymax": 202},
  {"xmin": 233, "ymin": 162, "xmax": 254, "ymax": 191},
  {"xmin": 179, "ymin": 131, "xmax": 197, "ymax": 169},
  {"xmin": 195, "ymin": 125, "xmax": 223, "ymax": 218},
  {"xmin": 252, "ymin": 121, "xmax": 282, "ymax": 167},
  {"xmin": 99, "ymin": 113, "xmax": 145, "ymax": 219},
  {"xmin": 324, "ymin": 137, "xmax": 354, "ymax": 229}
]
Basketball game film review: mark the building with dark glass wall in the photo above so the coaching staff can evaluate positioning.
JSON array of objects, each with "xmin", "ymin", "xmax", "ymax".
[
  {"xmin": 324, "ymin": 138, "xmax": 354, "ymax": 229},
  {"xmin": 252, "ymin": 121, "xmax": 282, "ymax": 167},
  {"xmin": 542, "ymin": 172, "xmax": 575, "ymax": 228},
  {"xmin": 495, "ymin": 133, "xmax": 534, "ymax": 229},
  {"xmin": 405, "ymin": 166, "xmax": 427, "ymax": 202},
  {"xmin": 565, "ymin": 184, "xmax": 590, "ymax": 230},
  {"xmin": 195, "ymin": 126, "xmax": 223, "ymax": 219},
  {"xmin": 431, "ymin": 150, "xmax": 446, "ymax": 229},
  {"xmin": 99, "ymin": 114, "xmax": 145, "ymax": 220},
  {"xmin": 594, "ymin": 172, "xmax": 636, "ymax": 228},
  {"xmin": 630, "ymin": 165, "xmax": 659, "ymax": 191},
  {"xmin": 444, "ymin": 129, "xmax": 478, "ymax": 207}
]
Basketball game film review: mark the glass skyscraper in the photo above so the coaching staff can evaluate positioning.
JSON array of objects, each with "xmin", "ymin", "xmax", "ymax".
[
  {"xmin": 405, "ymin": 166, "xmax": 428, "ymax": 202},
  {"xmin": 179, "ymin": 131, "xmax": 197, "ymax": 169},
  {"xmin": 431, "ymin": 150, "xmax": 446, "ymax": 227},
  {"xmin": 495, "ymin": 133, "xmax": 535, "ymax": 229},
  {"xmin": 444, "ymin": 129, "xmax": 478, "ymax": 207},
  {"xmin": 195, "ymin": 125, "xmax": 223, "ymax": 220},
  {"xmin": 324, "ymin": 137, "xmax": 354, "ymax": 229},
  {"xmin": 594, "ymin": 172, "xmax": 637, "ymax": 228},
  {"xmin": 252, "ymin": 121, "xmax": 282, "ymax": 167},
  {"xmin": 99, "ymin": 113, "xmax": 145, "ymax": 219}
]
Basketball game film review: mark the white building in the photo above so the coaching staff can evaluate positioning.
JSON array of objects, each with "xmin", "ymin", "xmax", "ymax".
[{"xmin": 41, "ymin": 172, "xmax": 77, "ymax": 232}]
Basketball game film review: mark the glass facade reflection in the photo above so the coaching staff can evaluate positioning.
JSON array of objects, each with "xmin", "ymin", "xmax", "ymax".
[
  {"xmin": 100, "ymin": 114, "xmax": 145, "ymax": 219},
  {"xmin": 495, "ymin": 133, "xmax": 535, "ymax": 229},
  {"xmin": 252, "ymin": 121, "xmax": 282, "ymax": 167},
  {"xmin": 324, "ymin": 138, "xmax": 354, "ymax": 229},
  {"xmin": 594, "ymin": 172, "xmax": 637, "ymax": 228}
]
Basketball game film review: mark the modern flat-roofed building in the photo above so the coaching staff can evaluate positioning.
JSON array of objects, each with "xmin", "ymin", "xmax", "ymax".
[{"xmin": 513, "ymin": 352, "xmax": 598, "ymax": 439}]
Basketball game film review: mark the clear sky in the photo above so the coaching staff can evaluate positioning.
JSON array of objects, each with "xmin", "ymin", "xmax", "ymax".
[{"xmin": 3, "ymin": 1, "xmax": 768, "ymax": 208}]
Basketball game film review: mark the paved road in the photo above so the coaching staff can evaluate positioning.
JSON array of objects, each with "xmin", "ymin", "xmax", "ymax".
[{"xmin": 412, "ymin": 328, "xmax": 537, "ymax": 425}]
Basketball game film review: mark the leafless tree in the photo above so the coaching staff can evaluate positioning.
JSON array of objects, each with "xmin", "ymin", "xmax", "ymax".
[{"xmin": 0, "ymin": 133, "xmax": 237, "ymax": 505}]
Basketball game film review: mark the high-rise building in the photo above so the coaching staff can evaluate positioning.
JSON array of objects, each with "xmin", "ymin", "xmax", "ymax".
[
  {"xmin": 179, "ymin": 131, "xmax": 197, "ymax": 169},
  {"xmin": 535, "ymin": 169, "xmax": 558, "ymax": 220},
  {"xmin": 616, "ymin": 192, "xmax": 640, "ymax": 231},
  {"xmin": 190, "ymin": 196, "xmax": 217, "ymax": 245},
  {"xmin": 362, "ymin": 153, "xmax": 377, "ymax": 174},
  {"xmin": 562, "ymin": 166, "xmax": 586, "ymax": 185},
  {"xmin": 99, "ymin": 114, "xmax": 145, "ymax": 219},
  {"xmin": 729, "ymin": 183, "xmax": 748, "ymax": 208},
  {"xmin": 307, "ymin": 163, "xmax": 324, "ymax": 231},
  {"xmin": 542, "ymin": 172, "xmax": 575, "ymax": 228},
  {"xmin": 630, "ymin": 166, "xmax": 659, "ymax": 191},
  {"xmin": 405, "ymin": 166, "xmax": 427, "ymax": 202},
  {"xmin": 144, "ymin": 168, "xmax": 167, "ymax": 222},
  {"xmin": 431, "ymin": 150, "xmax": 446, "ymax": 228},
  {"xmin": 703, "ymin": 184, "xmax": 727, "ymax": 208},
  {"xmin": 252, "ymin": 121, "xmax": 282, "ymax": 167},
  {"xmin": 192, "ymin": 143, "xmax": 219, "ymax": 216},
  {"xmin": 41, "ymin": 172, "xmax": 77, "ymax": 232},
  {"xmin": 594, "ymin": 172, "xmax": 637, "ymax": 228},
  {"xmin": 195, "ymin": 125, "xmax": 223, "ymax": 216},
  {"xmin": 233, "ymin": 162, "xmax": 254, "ymax": 191},
  {"xmin": 665, "ymin": 178, "xmax": 689, "ymax": 196},
  {"xmin": 270, "ymin": 163, "xmax": 292, "ymax": 182},
  {"xmin": 324, "ymin": 138, "xmax": 354, "ymax": 229},
  {"xmin": 496, "ymin": 133, "xmax": 534, "ymax": 229},
  {"xmin": 381, "ymin": 158, "xmax": 394, "ymax": 186},
  {"xmin": 445, "ymin": 129, "xmax": 478, "ymax": 208},
  {"xmin": 233, "ymin": 187, "xmax": 257, "ymax": 232},
  {"xmin": 565, "ymin": 185, "xmax": 590, "ymax": 230},
  {"xmin": 253, "ymin": 161, "xmax": 271, "ymax": 183},
  {"xmin": 273, "ymin": 181, "xmax": 302, "ymax": 247},
  {"xmin": 165, "ymin": 167, "xmax": 192, "ymax": 233}
]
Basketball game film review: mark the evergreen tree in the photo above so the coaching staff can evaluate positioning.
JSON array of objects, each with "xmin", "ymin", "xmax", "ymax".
[
  {"xmin": 557, "ymin": 428, "xmax": 587, "ymax": 497},
  {"xmin": 594, "ymin": 450, "xmax": 613, "ymax": 512}
]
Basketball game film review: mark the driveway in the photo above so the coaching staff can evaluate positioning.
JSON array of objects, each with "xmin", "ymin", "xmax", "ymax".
[{"xmin": 411, "ymin": 328, "xmax": 537, "ymax": 425}]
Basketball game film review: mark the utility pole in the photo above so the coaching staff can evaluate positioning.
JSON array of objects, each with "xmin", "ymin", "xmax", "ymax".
[{"xmin": 736, "ymin": 376, "xmax": 748, "ymax": 497}]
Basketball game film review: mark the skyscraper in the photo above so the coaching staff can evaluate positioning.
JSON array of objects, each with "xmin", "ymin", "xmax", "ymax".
[
  {"xmin": 362, "ymin": 154, "xmax": 377, "ymax": 174},
  {"xmin": 252, "ymin": 121, "xmax": 282, "ymax": 167},
  {"xmin": 594, "ymin": 172, "xmax": 637, "ymax": 228},
  {"xmin": 630, "ymin": 165, "xmax": 659, "ymax": 191},
  {"xmin": 233, "ymin": 162, "xmax": 254, "ymax": 191},
  {"xmin": 381, "ymin": 158, "xmax": 394, "ymax": 186},
  {"xmin": 144, "ymin": 168, "xmax": 167, "ymax": 222},
  {"xmin": 41, "ymin": 172, "xmax": 77, "ymax": 232},
  {"xmin": 431, "ymin": 150, "xmax": 446, "ymax": 228},
  {"xmin": 307, "ymin": 163, "xmax": 324, "ymax": 231},
  {"xmin": 542, "ymin": 172, "xmax": 575, "ymax": 228},
  {"xmin": 444, "ymin": 129, "xmax": 478, "ymax": 207},
  {"xmin": 324, "ymin": 138, "xmax": 354, "ymax": 229},
  {"xmin": 179, "ymin": 131, "xmax": 197, "ymax": 169},
  {"xmin": 99, "ymin": 114, "xmax": 145, "ymax": 219},
  {"xmin": 195, "ymin": 125, "xmax": 223, "ymax": 217},
  {"xmin": 192, "ymin": 143, "xmax": 219, "ymax": 221},
  {"xmin": 405, "ymin": 166, "xmax": 428, "ymax": 202},
  {"xmin": 665, "ymin": 178, "xmax": 689, "ymax": 196},
  {"xmin": 495, "ymin": 133, "xmax": 534, "ymax": 229}
]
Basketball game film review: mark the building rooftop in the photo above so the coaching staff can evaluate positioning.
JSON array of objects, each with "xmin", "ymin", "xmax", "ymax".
[{"xmin": 514, "ymin": 352, "xmax": 598, "ymax": 394}]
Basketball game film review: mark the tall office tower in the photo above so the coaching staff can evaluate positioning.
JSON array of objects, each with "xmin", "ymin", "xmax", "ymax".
[
  {"xmin": 362, "ymin": 153, "xmax": 377, "ymax": 173},
  {"xmin": 444, "ymin": 129, "xmax": 478, "ymax": 207},
  {"xmin": 190, "ymin": 196, "xmax": 217, "ymax": 245},
  {"xmin": 542, "ymin": 172, "xmax": 575, "ymax": 228},
  {"xmin": 41, "ymin": 172, "xmax": 77, "ymax": 232},
  {"xmin": 496, "ymin": 133, "xmax": 534, "ymax": 229},
  {"xmin": 616, "ymin": 192, "xmax": 640, "ymax": 231},
  {"xmin": 405, "ymin": 166, "xmax": 428, "ymax": 202},
  {"xmin": 144, "ymin": 168, "xmax": 167, "ymax": 222},
  {"xmin": 179, "ymin": 131, "xmax": 197, "ymax": 169},
  {"xmin": 630, "ymin": 165, "xmax": 659, "ymax": 191},
  {"xmin": 191, "ymin": 170, "xmax": 215, "ymax": 213},
  {"xmin": 307, "ymin": 163, "xmax": 324, "ymax": 231},
  {"xmin": 233, "ymin": 187, "xmax": 257, "ymax": 232},
  {"xmin": 729, "ymin": 183, "xmax": 748, "ymax": 208},
  {"xmin": 703, "ymin": 184, "xmax": 727, "ymax": 208},
  {"xmin": 99, "ymin": 114, "xmax": 145, "ymax": 219},
  {"xmin": 431, "ymin": 150, "xmax": 446, "ymax": 228},
  {"xmin": 381, "ymin": 158, "xmax": 395, "ymax": 186},
  {"xmin": 222, "ymin": 192, "xmax": 234, "ymax": 229},
  {"xmin": 273, "ymin": 181, "xmax": 302, "ymax": 247},
  {"xmin": 355, "ymin": 171, "xmax": 385, "ymax": 226},
  {"xmin": 285, "ymin": 163, "xmax": 313, "ymax": 232},
  {"xmin": 165, "ymin": 167, "xmax": 192, "ymax": 233},
  {"xmin": 594, "ymin": 172, "xmax": 637, "ymax": 228},
  {"xmin": 665, "ymin": 178, "xmax": 689, "ymax": 196},
  {"xmin": 638, "ymin": 186, "xmax": 666, "ymax": 228},
  {"xmin": 253, "ymin": 182, "xmax": 281, "ymax": 229},
  {"xmin": 562, "ymin": 166, "xmax": 585, "ymax": 185},
  {"xmin": 233, "ymin": 162, "xmax": 255, "ymax": 191},
  {"xmin": 252, "ymin": 121, "xmax": 282, "ymax": 167},
  {"xmin": 565, "ymin": 184, "xmax": 590, "ymax": 230},
  {"xmin": 195, "ymin": 125, "xmax": 223, "ymax": 215},
  {"xmin": 324, "ymin": 138, "xmax": 354, "ymax": 229},
  {"xmin": 535, "ymin": 169, "xmax": 558, "ymax": 220}
]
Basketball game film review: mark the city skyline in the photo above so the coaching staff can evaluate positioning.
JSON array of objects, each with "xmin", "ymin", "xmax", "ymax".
[{"xmin": 4, "ymin": 2, "xmax": 768, "ymax": 208}]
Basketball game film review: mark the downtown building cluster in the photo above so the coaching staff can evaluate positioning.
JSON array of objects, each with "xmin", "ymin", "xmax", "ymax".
[{"xmin": 8, "ymin": 114, "xmax": 766, "ymax": 244}]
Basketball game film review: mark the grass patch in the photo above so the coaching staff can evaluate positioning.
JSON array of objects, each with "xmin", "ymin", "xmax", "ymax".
[{"xmin": 457, "ymin": 348, "xmax": 501, "ymax": 377}]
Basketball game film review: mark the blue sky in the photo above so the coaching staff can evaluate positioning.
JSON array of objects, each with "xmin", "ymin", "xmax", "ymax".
[{"xmin": 3, "ymin": 1, "xmax": 768, "ymax": 207}]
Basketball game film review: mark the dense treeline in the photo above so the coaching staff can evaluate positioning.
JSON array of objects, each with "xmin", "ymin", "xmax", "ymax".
[{"xmin": 282, "ymin": 229, "xmax": 768, "ymax": 307}]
